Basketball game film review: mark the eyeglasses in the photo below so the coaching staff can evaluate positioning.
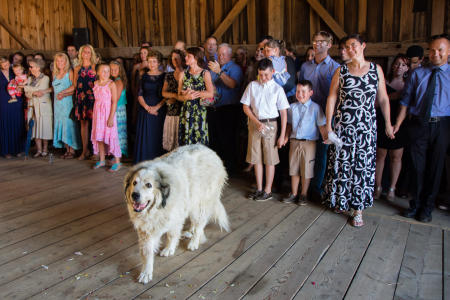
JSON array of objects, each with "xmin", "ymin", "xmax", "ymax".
[{"xmin": 312, "ymin": 40, "xmax": 329, "ymax": 45}]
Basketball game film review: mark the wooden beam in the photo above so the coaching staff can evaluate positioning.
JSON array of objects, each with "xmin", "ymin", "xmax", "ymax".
[
  {"xmin": 268, "ymin": 0, "xmax": 283, "ymax": 39},
  {"xmin": 399, "ymin": 0, "xmax": 413, "ymax": 41},
  {"xmin": 0, "ymin": 14, "xmax": 32, "ymax": 49},
  {"xmin": 246, "ymin": 0, "xmax": 256, "ymax": 44},
  {"xmin": 382, "ymin": 0, "xmax": 394, "ymax": 42},
  {"xmin": 431, "ymin": 0, "xmax": 445, "ymax": 35},
  {"xmin": 157, "ymin": 0, "xmax": 165, "ymax": 45},
  {"xmin": 334, "ymin": 0, "xmax": 344, "ymax": 27},
  {"xmin": 0, "ymin": 42, "xmax": 431, "ymax": 59},
  {"xmin": 199, "ymin": 0, "xmax": 207, "ymax": 43},
  {"xmin": 170, "ymin": 0, "xmax": 177, "ymax": 44},
  {"xmin": 81, "ymin": 0, "xmax": 125, "ymax": 47},
  {"xmin": 357, "ymin": 0, "xmax": 367, "ymax": 35},
  {"xmin": 306, "ymin": 0, "xmax": 346, "ymax": 39},
  {"xmin": 309, "ymin": 6, "xmax": 320, "ymax": 41},
  {"xmin": 212, "ymin": 0, "xmax": 249, "ymax": 40},
  {"xmin": 184, "ymin": 0, "xmax": 191, "ymax": 44}
]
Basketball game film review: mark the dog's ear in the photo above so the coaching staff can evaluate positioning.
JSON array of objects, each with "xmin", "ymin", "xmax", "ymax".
[
  {"xmin": 157, "ymin": 170, "xmax": 170, "ymax": 208},
  {"xmin": 124, "ymin": 167, "xmax": 147, "ymax": 195}
]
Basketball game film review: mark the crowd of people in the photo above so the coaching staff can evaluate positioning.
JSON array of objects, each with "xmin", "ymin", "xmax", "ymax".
[{"xmin": 0, "ymin": 31, "xmax": 448, "ymax": 225}]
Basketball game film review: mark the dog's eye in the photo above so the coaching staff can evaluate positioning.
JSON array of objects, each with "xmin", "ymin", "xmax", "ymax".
[
  {"xmin": 133, "ymin": 181, "xmax": 137, "ymax": 186},
  {"xmin": 145, "ymin": 183, "xmax": 152, "ymax": 188}
]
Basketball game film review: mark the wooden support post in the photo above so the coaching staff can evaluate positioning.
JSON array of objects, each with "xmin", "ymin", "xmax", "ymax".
[
  {"xmin": 309, "ymin": 6, "xmax": 320, "ymax": 41},
  {"xmin": 268, "ymin": 0, "xmax": 283, "ymax": 39},
  {"xmin": 334, "ymin": 0, "xmax": 344, "ymax": 28},
  {"xmin": 382, "ymin": 0, "xmax": 394, "ymax": 41},
  {"xmin": 212, "ymin": 0, "xmax": 249, "ymax": 41},
  {"xmin": 306, "ymin": 0, "xmax": 346, "ymax": 39},
  {"xmin": 431, "ymin": 0, "xmax": 445, "ymax": 35},
  {"xmin": 157, "ymin": 0, "xmax": 165, "ymax": 45},
  {"xmin": 358, "ymin": 0, "xmax": 367, "ymax": 35},
  {"xmin": 0, "ymin": 14, "xmax": 32, "ymax": 49},
  {"xmin": 199, "ymin": 0, "xmax": 207, "ymax": 43},
  {"xmin": 246, "ymin": 0, "xmax": 256, "ymax": 44},
  {"xmin": 399, "ymin": 0, "xmax": 414, "ymax": 41},
  {"xmin": 170, "ymin": 0, "xmax": 178, "ymax": 45},
  {"xmin": 184, "ymin": 0, "xmax": 192, "ymax": 45},
  {"xmin": 81, "ymin": 0, "xmax": 125, "ymax": 47}
]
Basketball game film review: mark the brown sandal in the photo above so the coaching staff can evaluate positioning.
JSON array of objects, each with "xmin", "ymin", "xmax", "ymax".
[{"xmin": 351, "ymin": 212, "xmax": 364, "ymax": 227}]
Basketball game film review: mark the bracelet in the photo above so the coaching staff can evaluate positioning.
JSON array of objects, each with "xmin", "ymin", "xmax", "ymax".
[{"xmin": 218, "ymin": 70, "xmax": 223, "ymax": 77}]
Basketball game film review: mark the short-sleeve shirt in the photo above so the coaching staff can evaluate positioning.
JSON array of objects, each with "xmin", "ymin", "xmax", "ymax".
[
  {"xmin": 210, "ymin": 60, "xmax": 243, "ymax": 107},
  {"xmin": 288, "ymin": 99, "xmax": 326, "ymax": 140},
  {"xmin": 240, "ymin": 79, "xmax": 290, "ymax": 119}
]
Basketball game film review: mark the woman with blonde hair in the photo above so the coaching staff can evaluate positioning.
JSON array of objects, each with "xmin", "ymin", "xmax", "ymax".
[
  {"xmin": 24, "ymin": 58, "xmax": 53, "ymax": 157},
  {"xmin": 60, "ymin": 44, "xmax": 97, "ymax": 159},
  {"xmin": 52, "ymin": 52, "xmax": 80, "ymax": 158}
]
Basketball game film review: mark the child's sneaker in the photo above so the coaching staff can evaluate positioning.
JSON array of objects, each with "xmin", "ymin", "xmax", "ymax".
[
  {"xmin": 248, "ymin": 190, "xmax": 263, "ymax": 200},
  {"xmin": 298, "ymin": 195, "xmax": 308, "ymax": 206},
  {"xmin": 282, "ymin": 193, "xmax": 298, "ymax": 204},
  {"xmin": 254, "ymin": 191, "xmax": 273, "ymax": 202}
]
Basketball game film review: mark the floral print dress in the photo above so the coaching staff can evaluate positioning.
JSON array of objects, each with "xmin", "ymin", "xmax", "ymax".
[
  {"xmin": 75, "ymin": 65, "xmax": 96, "ymax": 120},
  {"xmin": 178, "ymin": 70, "xmax": 208, "ymax": 146}
]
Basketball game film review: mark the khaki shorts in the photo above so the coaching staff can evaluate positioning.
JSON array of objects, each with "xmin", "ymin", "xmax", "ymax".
[
  {"xmin": 289, "ymin": 139, "xmax": 316, "ymax": 178},
  {"xmin": 246, "ymin": 121, "xmax": 279, "ymax": 165}
]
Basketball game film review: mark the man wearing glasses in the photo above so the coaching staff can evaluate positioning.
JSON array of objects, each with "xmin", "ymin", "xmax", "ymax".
[{"xmin": 298, "ymin": 31, "xmax": 340, "ymax": 201}]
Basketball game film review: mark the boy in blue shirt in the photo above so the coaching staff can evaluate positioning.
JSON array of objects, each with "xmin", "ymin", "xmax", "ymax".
[{"xmin": 282, "ymin": 80, "xmax": 327, "ymax": 205}]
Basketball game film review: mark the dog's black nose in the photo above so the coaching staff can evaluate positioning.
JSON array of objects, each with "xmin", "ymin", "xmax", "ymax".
[{"xmin": 132, "ymin": 192, "xmax": 140, "ymax": 201}]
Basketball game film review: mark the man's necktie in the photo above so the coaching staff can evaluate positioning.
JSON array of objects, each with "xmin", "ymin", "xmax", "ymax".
[{"xmin": 419, "ymin": 68, "xmax": 440, "ymax": 122}]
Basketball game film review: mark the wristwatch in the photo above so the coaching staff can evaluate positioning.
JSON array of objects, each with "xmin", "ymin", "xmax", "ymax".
[{"xmin": 218, "ymin": 70, "xmax": 223, "ymax": 77}]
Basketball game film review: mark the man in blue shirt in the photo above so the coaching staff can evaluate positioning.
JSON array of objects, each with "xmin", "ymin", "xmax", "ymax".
[
  {"xmin": 395, "ymin": 34, "xmax": 450, "ymax": 222},
  {"xmin": 208, "ymin": 43, "xmax": 244, "ymax": 174},
  {"xmin": 299, "ymin": 31, "xmax": 340, "ymax": 200}
]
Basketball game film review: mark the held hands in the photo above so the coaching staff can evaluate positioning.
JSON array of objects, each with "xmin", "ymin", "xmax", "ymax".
[
  {"xmin": 277, "ymin": 135, "xmax": 287, "ymax": 148},
  {"xmin": 183, "ymin": 88, "xmax": 201, "ymax": 100},
  {"xmin": 56, "ymin": 92, "xmax": 64, "ymax": 100},
  {"xmin": 208, "ymin": 61, "xmax": 221, "ymax": 74},
  {"xmin": 393, "ymin": 123, "xmax": 401, "ymax": 135},
  {"xmin": 385, "ymin": 123, "xmax": 395, "ymax": 139},
  {"xmin": 33, "ymin": 90, "xmax": 45, "ymax": 97}
]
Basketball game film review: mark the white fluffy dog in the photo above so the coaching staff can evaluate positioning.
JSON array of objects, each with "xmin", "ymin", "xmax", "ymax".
[{"xmin": 124, "ymin": 144, "xmax": 230, "ymax": 284}]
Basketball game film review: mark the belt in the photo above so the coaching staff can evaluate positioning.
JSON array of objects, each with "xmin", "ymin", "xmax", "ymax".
[
  {"xmin": 411, "ymin": 115, "xmax": 447, "ymax": 123},
  {"xmin": 292, "ymin": 138, "xmax": 310, "ymax": 141},
  {"xmin": 259, "ymin": 118, "xmax": 277, "ymax": 122}
]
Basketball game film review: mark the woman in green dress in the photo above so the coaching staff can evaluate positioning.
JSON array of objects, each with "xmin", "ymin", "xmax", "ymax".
[{"xmin": 177, "ymin": 47, "xmax": 214, "ymax": 146}]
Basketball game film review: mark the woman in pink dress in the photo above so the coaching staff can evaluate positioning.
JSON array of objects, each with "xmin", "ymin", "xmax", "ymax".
[{"xmin": 91, "ymin": 63, "xmax": 121, "ymax": 172}]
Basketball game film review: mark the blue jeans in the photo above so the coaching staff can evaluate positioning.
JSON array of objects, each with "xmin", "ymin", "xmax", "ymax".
[{"xmin": 311, "ymin": 137, "xmax": 329, "ymax": 194}]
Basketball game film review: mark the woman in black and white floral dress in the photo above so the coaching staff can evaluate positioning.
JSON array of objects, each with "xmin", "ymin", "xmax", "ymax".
[{"xmin": 324, "ymin": 34, "xmax": 395, "ymax": 227}]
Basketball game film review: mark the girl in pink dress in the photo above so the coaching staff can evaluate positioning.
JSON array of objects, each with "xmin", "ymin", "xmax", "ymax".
[{"xmin": 91, "ymin": 63, "xmax": 122, "ymax": 172}]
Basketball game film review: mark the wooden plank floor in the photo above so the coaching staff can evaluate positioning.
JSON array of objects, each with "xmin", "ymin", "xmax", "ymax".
[{"xmin": 0, "ymin": 157, "xmax": 448, "ymax": 300}]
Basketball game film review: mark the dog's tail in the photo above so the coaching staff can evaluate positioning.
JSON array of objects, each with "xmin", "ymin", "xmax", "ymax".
[{"xmin": 214, "ymin": 202, "xmax": 230, "ymax": 232}]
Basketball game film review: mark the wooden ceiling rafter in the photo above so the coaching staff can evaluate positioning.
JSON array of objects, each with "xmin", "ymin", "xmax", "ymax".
[
  {"xmin": 212, "ymin": 0, "xmax": 249, "ymax": 41},
  {"xmin": 0, "ymin": 15, "xmax": 32, "ymax": 49},
  {"xmin": 81, "ymin": 0, "xmax": 126, "ymax": 47},
  {"xmin": 306, "ymin": 0, "xmax": 347, "ymax": 39}
]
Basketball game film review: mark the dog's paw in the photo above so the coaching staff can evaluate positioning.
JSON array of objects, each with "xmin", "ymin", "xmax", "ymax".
[
  {"xmin": 160, "ymin": 247, "xmax": 175, "ymax": 257},
  {"xmin": 181, "ymin": 231, "xmax": 193, "ymax": 239},
  {"xmin": 138, "ymin": 271, "xmax": 152, "ymax": 284},
  {"xmin": 187, "ymin": 240, "xmax": 199, "ymax": 251}
]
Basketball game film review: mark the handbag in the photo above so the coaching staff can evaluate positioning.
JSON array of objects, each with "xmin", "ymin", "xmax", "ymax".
[{"xmin": 199, "ymin": 87, "xmax": 219, "ymax": 107}]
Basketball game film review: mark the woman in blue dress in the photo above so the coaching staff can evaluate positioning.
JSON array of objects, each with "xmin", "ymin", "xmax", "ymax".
[
  {"xmin": 0, "ymin": 56, "xmax": 24, "ymax": 158},
  {"xmin": 52, "ymin": 52, "xmax": 80, "ymax": 158},
  {"xmin": 134, "ymin": 50, "xmax": 166, "ymax": 164}
]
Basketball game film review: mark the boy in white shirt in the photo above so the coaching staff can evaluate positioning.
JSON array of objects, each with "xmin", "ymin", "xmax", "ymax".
[{"xmin": 241, "ymin": 58, "xmax": 290, "ymax": 201}]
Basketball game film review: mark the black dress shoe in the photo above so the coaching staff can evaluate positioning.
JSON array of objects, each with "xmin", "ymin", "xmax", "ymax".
[
  {"xmin": 402, "ymin": 208, "xmax": 417, "ymax": 218},
  {"xmin": 417, "ymin": 212, "xmax": 432, "ymax": 223}
]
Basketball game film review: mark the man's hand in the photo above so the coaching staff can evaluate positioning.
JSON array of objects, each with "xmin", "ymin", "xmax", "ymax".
[{"xmin": 208, "ymin": 61, "xmax": 221, "ymax": 74}]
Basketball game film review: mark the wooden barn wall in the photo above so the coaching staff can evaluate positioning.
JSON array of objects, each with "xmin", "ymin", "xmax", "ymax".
[{"xmin": 0, "ymin": 0, "xmax": 448, "ymax": 51}]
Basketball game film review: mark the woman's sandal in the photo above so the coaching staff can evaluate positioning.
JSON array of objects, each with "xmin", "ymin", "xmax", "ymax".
[
  {"xmin": 374, "ymin": 186, "xmax": 382, "ymax": 199},
  {"xmin": 334, "ymin": 207, "xmax": 346, "ymax": 214},
  {"xmin": 386, "ymin": 187, "xmax": 396, "ymax": 202},
  {"xmin": 109, "ymin": 163, "xmax": 122, "ymax": 172},
  {"xmin": 351, "ymin": 212, "xmax": 364, "ymax": 227},
  {"xmin": 33, "ymin": 151, "xmax": 42, "ymax": 158},
  {"xmin": 92, "ymin": 161, "xmax": 106, "ymax": 169},
  {"xmin": 65, "ymin": 152, "xmax": 75, "ymax": 159}
]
